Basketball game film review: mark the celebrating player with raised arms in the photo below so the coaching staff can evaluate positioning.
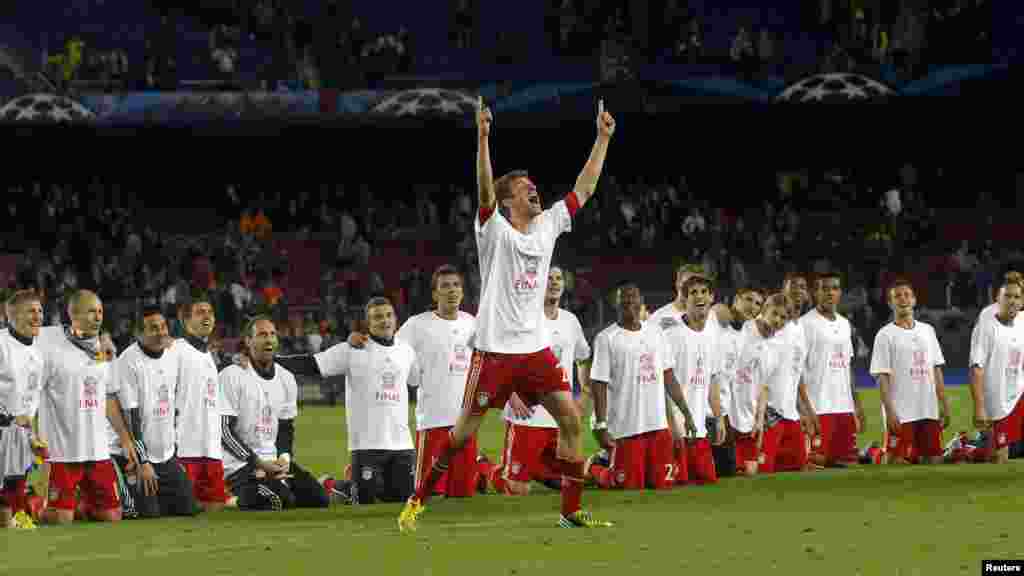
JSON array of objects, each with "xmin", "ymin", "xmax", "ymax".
[
  {"xmin": 730, "ymin": 293, "xmax": 789, "ymax": 475},
  {"xmin": 278, "ymin": 297, "xmax": 419, "ymax": 505},
  {"xmin": 969, "ymin": 276, "xmax": 1024, "ymax": 464},
  {"xmin": 114, "ymin": 306, "xmax": 197, "ymax": 518},
  {"xmin": 801, "ymin": 270, "xmax": 865, "ymax": 468},
  {"xmin": 220, "ymin": 316, "xmax": 328, "ymax": 510},
  {"xmin": 488, "ymin": 266, "xmax": 591, "ymax": 495},
  {"xmin": 871, "ymin": 279, "xmax": 951, "ymax": 465},
  {"xmin": 663, "ymin": 274, "xmax": 726, "ymax": 486},
  {"xmin": 398, "ymin": 96, "xmax": 616, "ymax": 532},
  {"xmin": 0, "ymin": 290, "xmax": 46, "ymax": 529}
]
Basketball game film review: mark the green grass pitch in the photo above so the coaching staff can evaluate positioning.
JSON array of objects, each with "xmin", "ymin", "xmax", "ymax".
[{"xmin": 5, "ymin": 387, "xmax": 1022, "ymax": 575}]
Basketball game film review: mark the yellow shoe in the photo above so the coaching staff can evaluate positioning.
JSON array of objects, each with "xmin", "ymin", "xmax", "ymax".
[
  {"xmin": 397, "ymin": 496, "xmax": 425, "ymax": 534},
  {"xmin": 12, "ymin": 511, "xmax": 38, "ymax": 530},
  {"xmin": 558, "ymin": 509, "xmax": 613, "ymax": 528}
]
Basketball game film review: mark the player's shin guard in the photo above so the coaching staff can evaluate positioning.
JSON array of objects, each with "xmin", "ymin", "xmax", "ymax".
[
  {"xmin": 560, "ymin": 460, "xmax": 585, "ymax": 517},
  {"xmin": 414, "ymin": 433, "xmax": 453, "ymax": 503}
]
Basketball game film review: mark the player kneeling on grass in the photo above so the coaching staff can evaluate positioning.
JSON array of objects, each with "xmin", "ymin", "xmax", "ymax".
[
  {"xmin": 588, "ymin": 284, "xmax": 697, "ymax": 490},
  {"xmin": 112, "ymin": 306, "xmax": 197, "ymax": 518},
  {"xmin": 870, "ymin": 279, "xmax": 951, "ymax": 465},
  {"xmin": 969, "ymin": 277, "xmax": 1024, "ymax": 464},
  {"xmin": 663, "ymin": 274, "xmax": 726, "ymax": 485},
  {"xmin": 220, "ymin": 317, "xmax": 328, "ymax": 511},
  {"xmin": 277, "ymin": 299, "xmax": 418, "ymax": 505},
  {"xmin": 729, "ymin": 293, "xmax": 789, "ymax": 475}
]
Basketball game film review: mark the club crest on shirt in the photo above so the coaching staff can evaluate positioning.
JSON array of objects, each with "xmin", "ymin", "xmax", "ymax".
[
  {"xmin": 205, "ymin": 378, "xmax": 218, "ymax": 408},
  {"xmin": 80, "ymin": 375, "xmax": 101, "ymax": 411},
  {"xmin": 513, "ymin": 254, "xmax": 542, "ymax": 296}
]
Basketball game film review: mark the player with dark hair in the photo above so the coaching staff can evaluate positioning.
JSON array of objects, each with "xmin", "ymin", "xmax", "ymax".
[
  {"xmin": 587, "ymin": 283, "xmax": 696, "ymax": 490},
  {"xmin": 174, "ymin": 290, "xmax": 228, "ymax": 512},
  {"xmin": 871, "ymin": 279, "xmax": 950, "ymax": 465},
  {"xmin": 800, "ymin": 270, "xmax": 865, "ymax": 467},
  {"xmin": 220, "ymin": 316, "xmax": 328, "ymax": 510},
  {"xmin": 113, "ymin": 305, "xmax": 196, "ymax": 518},
  {"xmin": 0, "ymin": 290, "xmax": 47, "ymax": 529},
  {"xmin": 969, "ymin": 276, "xmax": 1024, "ymax": 464},
  {"xmin": 277, "ymin": 298, "xmax": 418, "ymax": 505},
  {"xmin": 398, "ymin": 96, "xmax": 616, "ymax": 531}
]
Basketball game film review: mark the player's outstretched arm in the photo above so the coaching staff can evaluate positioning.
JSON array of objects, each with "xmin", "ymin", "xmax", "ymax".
[
  {"xmin": 663, "ymin": 368, "xmax": 696, "ymax": 438},
  {"xmin": 571, "ymin": 99, "xmax": 616, "ymax": 209},
  {"xmin": 476, "ymin": 96, "xmax": 496, "ymax": 214}
]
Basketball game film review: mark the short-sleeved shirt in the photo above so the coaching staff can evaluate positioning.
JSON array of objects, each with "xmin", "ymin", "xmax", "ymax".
[
  {"xmin": 219, "ymin": 363, "xmax": 298, "ymax": 476},
  {"xmin": 591, "ymin": 323, "xmax": 673, "ymax": 440},
  {"xmin": 869, "ymin": 321, "xmax": 945, "ymax": 424}
]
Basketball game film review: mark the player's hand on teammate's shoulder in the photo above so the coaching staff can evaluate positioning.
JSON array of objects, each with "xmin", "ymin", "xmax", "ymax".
[
  {"xmin": 507, "ymin": 393, "xmax": 533, "ymax": 420},
  {"xmin": 348, "ymin": 331, "xmax": 369, "ymax": 349},
  {"xmin": 597, "ymin": 99, "xmax": 615, "ymax": 139}
]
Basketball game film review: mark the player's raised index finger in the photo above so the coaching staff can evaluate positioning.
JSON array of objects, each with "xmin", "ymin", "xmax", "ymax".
[
  {"xmin": 598, "ymin": 99, "xmax": 604, "ymax": 115},
  {"xmin": 478, "ymin": 95, "xmax": 484, "ymax": 109}
]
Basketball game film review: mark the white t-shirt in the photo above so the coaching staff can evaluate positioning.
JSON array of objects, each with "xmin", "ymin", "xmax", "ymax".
[
  {"xmin": 651, "ymin": 305, "xmax": 721, "ymax": 430},
  {"xmin": 869, "ymin": 321, "xmax": 945, "ymax": 424},
  {"xmin": 503, "ymin": 308, "xmax": 590, "ymax": 428},
  {"xmin": 765, "ymin": 321, "xmax": 806, "ymax": 421},
  {"xmin": 473, "ymin": 198, "xmax": 573, "ymax": 354},
  {"xmin": 716, "ymin": 323, "xmax": 743, "ymax": 419},
  {"xmin": 37, "ymin": 328, "xmax": 114, "ymax": 463},
  {"xmin": 173, "ymin": 338, "xmax": 223, "ymax": 459},
  {"xmin": 590, "ymin": 323, "xmax": 673, "ymax": 440},
  {"xmin": 800, "ymin": 309, "xmax": 855, "ymax": 416},
  {"xmin": 0, "ymin": 330, "xmax": 44, "ymax": 419},
  {"xmin": 315, "ymin": 340, "xmax": 416, "ymax": 452},
  {"xmin": 969, "ymin": 316, "xmax": 1024, "ymax": 421},
  {"xmin": 397, "ymin": 310, "xmax": 476, "ymax": 431},
  {"xmin": 219, "ymin": 364, "xmax": 299, "ymax": 476},
  {"xmin": 664, "ymin": 321, "xmax": 719, "ymax": 439},
  {"xmin": 116, "ymin": 343, "xmax": 179, "ymax": 464},
  {"xmin": 730, "ymin": 321, "xmax": 784, "ymax": 434}
]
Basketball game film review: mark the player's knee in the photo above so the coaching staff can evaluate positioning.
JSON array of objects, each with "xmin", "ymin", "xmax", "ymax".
[
  {"xmin": 505, "ymin": 479, "xmax": 531, "ymax": 496},
  {"xmin": 94, "ymin": 509, "xmax": 122, "ymax": 522}
]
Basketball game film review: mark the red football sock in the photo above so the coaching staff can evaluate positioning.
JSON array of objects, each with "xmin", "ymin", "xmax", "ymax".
[
  {"xmin": 560, "ymin": 459, "xmax": 585, "ymax": 517},
  {"xmin": 589, "ymin": 464, "xmax": 614, "ymax": 489},
  {"xmin": 415, "ymin": 432, "xmax": 453, "ymax": 503}
]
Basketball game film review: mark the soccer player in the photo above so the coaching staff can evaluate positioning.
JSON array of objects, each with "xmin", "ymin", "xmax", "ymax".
[
  {"xmin": 277, "ymin": 298, "xmax": 417, "ymax": 505},
  {"xmin": 974, "ymin": 271, "xmax": 1022, "ymax": 330},
  {"xmin": 396, "ymin": 265, "xmax": 478, "ymax": 499},
  {"xmin": 588, "ymin": 284, "xmax": 697, "ymax": 490},
  {"xmin": 114, "ymin": 305, "xmax": 197, "ymax": 518},
  {"xmin": 220, "ymin": 316, "xmax": 328, "ymax": 510},
  {"xmin": 969, "ymin": 277, "xmax": 1024, "ymax": 464},
  {"xmin": 663, "ymin": 274, "xmax": 725, "ymax": 485},
  {"xmin": 870, "ymin": 279, "xmax": 951, "ymax": 465},
  {"xmin": 399, "ymin": 96, "xmax": 616, "ymax": 531},
  {"xmin": 490, "ymin": 266, "xmax": 591, "ymax": 495},
  {"xmin": 711, "ymin": 285, "xmax": 764, "ymax": 477},
  {"xmin": 174, "ymin": 291, "xmax": 228, "ymax": 512},
  {"xmin": 729, "ymin": 292, "xmax": 789, "ymax": 475},
  {"xmin": 37, "ymin": 290, "xmax": 138, "ymax": 524},
  {"xmin": 801, "ymin": 270, "xmax": 866, "ymax": 467},
  {"xmin": 0, "ymin": 290, "xmax": 46, "ymax": 529}
]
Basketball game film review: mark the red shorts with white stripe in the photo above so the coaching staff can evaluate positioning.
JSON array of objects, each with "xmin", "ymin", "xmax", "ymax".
[
  {"xmin": 992, "ymin": 395, "xmax": 1024, "ymax": 450},
  {"xmin": 676, "ymin": 438, "xmax": 717, "ymax": 485},
  {"xmin": 762, "ymin": 419, "xmax": 808, "ymax": 473},
  {"xmin": 813, "ymin": 413, "xmax": 858, "ymax": 464},
  {"xmin": 500, "ymin": 422, "xmax": 559, "ymax": 483},
  {"xmin": 607, "ymin": 429, "xmax": 675, "ymax": 490},
  {"xmin": 415, "ymin": 427, "xmax": 478, "ymax": 497},
  {"xmin": 179, "ymin": 457, "xmax": 227, "ymax": 503},
  {"xmin": 462, "ymin": 348, "xmax": 570, "ymax": 417},
  {"xmin": 48, "ymin": 460, "xmax": 119, "ymax": 512}
]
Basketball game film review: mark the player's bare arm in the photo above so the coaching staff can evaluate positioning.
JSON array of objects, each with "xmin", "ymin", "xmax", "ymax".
[
  {"xmin": 754, "ymin": 383, "xmax": 769, "ymax": 445},
  {"xmin": 571, "ymin": 100, "xmax": 615, "ymax": 208},
  {"xmin": 878, "ymin": 374, "xmax": 900, "ymax": 434},
  {"xmin": 851, "ymin": 365, "xmax": 865, "ymax": 432},
  {"xmin": 934, "ymin": 367, "xmax": 951, "ymax": 430},
  {"xmin": 106, "ymin": 396, "xmax": 139, "ymax": 470},
  {"xmin": 591, "ymin": 380, "xmax": 612, "ymax": 450},
  {"xmin": 968, "ymin": 364, "xmax": 988, "ymax": 429},
  {"xmin": 663, "ymin": 368, "xmax": 697, "ymax": 438},
  {"xmin": 797, "ymin": 380, "xmax": 819, "ymax": 437},
  {"xmin": 476, "ymin": 96, "xmax": 495, "ymax": 212},
  {"xmin": 709, "ymin": 376, "xmax": 727, "ymax": 445}
]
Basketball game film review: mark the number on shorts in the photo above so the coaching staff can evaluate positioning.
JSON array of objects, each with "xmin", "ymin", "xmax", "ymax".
[{"xmin": 664, "ymin": 464, "xmax": 676, "ymax": 482}]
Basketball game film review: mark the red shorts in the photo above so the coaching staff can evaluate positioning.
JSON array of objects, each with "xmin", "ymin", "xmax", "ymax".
[
  {"xmin": 463, "ymin": 349, "xmax": 569, "ymax": 417},
  {"xmin": 677, "ymin": 438, "xmax": 717, "ymax": 485},
  {"xmin": 610, "ymin": 429, "xmax": 675, "ymax": 490},
  {"xmin": 762, "ymin": 419, "xmax": 808, "ymax": 473},
  {"xmin": 992, "ymin": 395, "xmax": 1024, "ymax": 450},
  {"xmin": 734, "ymin": 433, "xmax": 761, "ymax": 469},
  {"xmin": 48, "ymin": 461, "xmax": 119, "ymax": 512},
  {"xmin": 500, "ymin": 422, "xmax": 559, "ymax": 483},
  {"xmin": 416, "ymin": 427, "xmax": 478, "ymax": 497},
  {"xmin": 179, "ymin": 457, "xmax": 227, "ymax": 503},
  {"xmin": 888, "ymin": 419, "xmax": 942, "ymax": 462},
  {"xmin": 814, "ymin": 413, "xmax": 858, "ymax": 464}
]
